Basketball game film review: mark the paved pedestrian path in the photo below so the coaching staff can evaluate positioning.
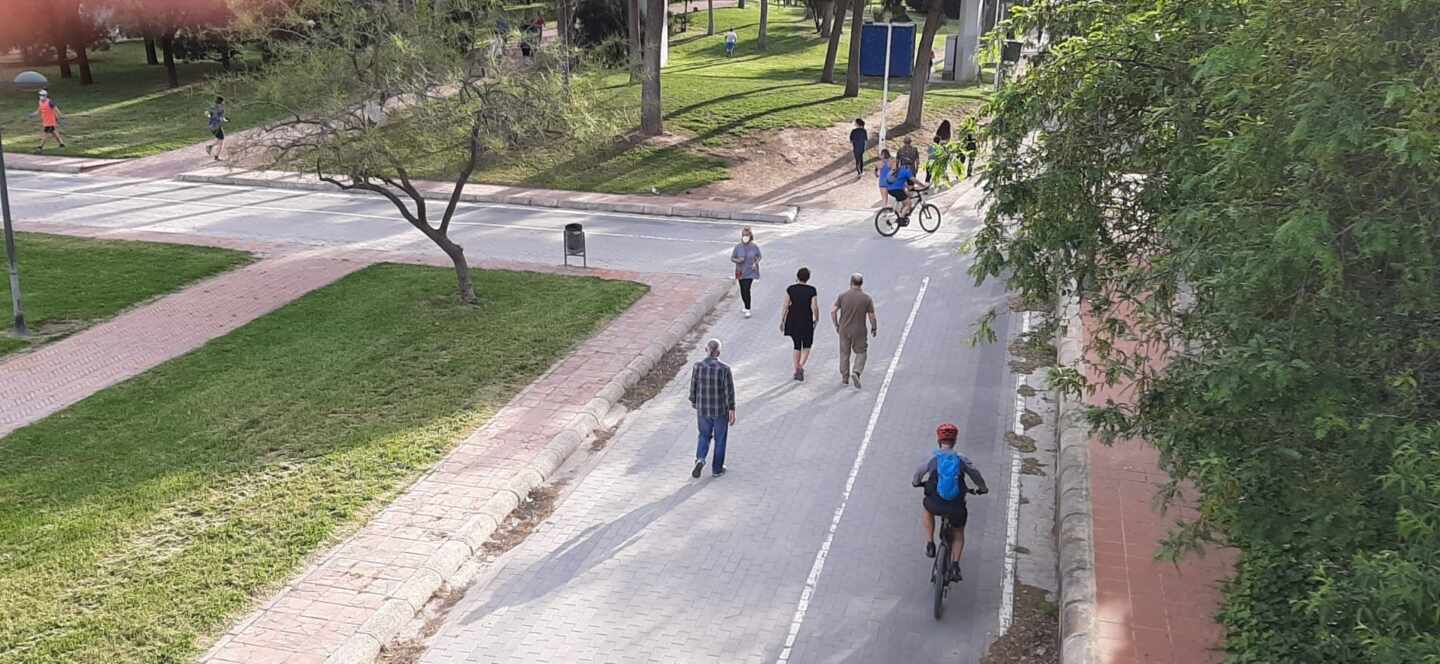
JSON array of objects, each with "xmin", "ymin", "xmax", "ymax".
[
  {"xmin": 201, "ymin": 267, "xmax": 725, "ymax": 664},
  {"xmin": 1083, "ymin": 311, "xmax": 1234, "ymax": 664},
  {"xmin": 0, "ymin": 250, "xmax": 365, "ymax": 439}
]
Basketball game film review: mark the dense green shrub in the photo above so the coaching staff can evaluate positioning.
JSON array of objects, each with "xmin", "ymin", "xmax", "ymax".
[{"xmin": 971, "ymin": 0, "xmax": 1440, "ymax": 660}]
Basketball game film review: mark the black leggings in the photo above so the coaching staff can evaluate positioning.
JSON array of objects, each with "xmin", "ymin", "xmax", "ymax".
[
  {"xmin": 853, "ymin": 148, "xmax": 864, "ymax": 174},
  {"xmin": 738, "ymin": 278, "xmax": 754, "ymax": 309}
]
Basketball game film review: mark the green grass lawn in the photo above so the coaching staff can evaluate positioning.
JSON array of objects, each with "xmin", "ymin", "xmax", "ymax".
[
  {"xmin": 0, "ymin": 42, "xmax": 273, "ymax": 159},
  {"xmin": 0, "ymin": 263, "xmax": 646, "ymax": 662},
  {"xmin": 0, "ymin": 233, "xmax": 252, "ymax": 356},
  {"xmin": 461, "ymin": 5, "xmax": 989, "ymax": 193}
]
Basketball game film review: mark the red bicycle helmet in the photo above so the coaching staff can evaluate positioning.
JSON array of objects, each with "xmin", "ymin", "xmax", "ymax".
[{"xmin": 936, "ymin": 423, "xmax": 959, "ymax": 442}]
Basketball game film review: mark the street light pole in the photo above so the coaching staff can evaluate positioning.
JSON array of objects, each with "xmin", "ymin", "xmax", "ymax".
[
  {"xmin": 879, "ymin": 21, "xmax": 894, "ymax": 148},
  {"xmin": 0, "ymin": 127, "xmax": 28, "ymax": 337}
]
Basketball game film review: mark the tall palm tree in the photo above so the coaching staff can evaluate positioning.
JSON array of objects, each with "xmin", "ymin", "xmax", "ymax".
[
  {"xmin": 758, "ymin": 0, "xmax": 769, "ymax": 49},
  {"xmin": 842, "ymin": 0, "xmax": 863, "ymax": 96},
  {"xmin": 820, "ymin": 0, "xmax": 846, "ymax": 82},
  {"xmin": 707, "ymin": 0, "xmax": 715, "ymax": 34},
  {"xmin": 904, "ymin": 0, "xmax": 944, "ymax": 126},
  {"xmin": 641, "ymin": 0, "xmax": 664, "ymax": 134}
]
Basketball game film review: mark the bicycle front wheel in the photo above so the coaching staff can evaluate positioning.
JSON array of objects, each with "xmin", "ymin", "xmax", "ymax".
[
  {"xmin": 874, "ymin": 208, "xmax": 900, "ymax": 237},
  {"xmin": 933, "ymin": 540, "xmax": 948, "ymax": 620},
  {"xmin": 918, "ymin": 203, "xmax": 941, "ymax": 233}
]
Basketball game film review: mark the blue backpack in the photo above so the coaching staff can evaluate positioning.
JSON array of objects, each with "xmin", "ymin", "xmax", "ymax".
[{"xmin": 934, "ymin": 449, "xmax": 964, "ymax": 500}]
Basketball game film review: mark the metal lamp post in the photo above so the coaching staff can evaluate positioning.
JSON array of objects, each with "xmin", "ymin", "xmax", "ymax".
[
  {"xmin": 879, "ymin": 20, "xmax": 894, "ymax": 148},
  {"xmin": 3, "ymin": 70, "xmax": 46, "ymax": 337}
]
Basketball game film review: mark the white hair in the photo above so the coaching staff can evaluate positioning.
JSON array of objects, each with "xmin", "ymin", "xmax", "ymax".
[{"xmin": 706, "ymin": 338, "xmax": 723, "ymax": 356}]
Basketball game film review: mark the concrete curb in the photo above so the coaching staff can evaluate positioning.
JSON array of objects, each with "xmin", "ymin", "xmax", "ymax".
[
  {"xmin": 177, "ymin": 168, "xmax": 798, "ymax": 224},
  {"xmin": 7, "ymin": 155, "xmax": 125, "ymax": 173},
  {"xmin": 321, "ymin": 279, "xmax": 728, "ymax": 664},
  {"xmin": 1054, "ymin": 295, "xmax": 1097, "ymax": 664}
]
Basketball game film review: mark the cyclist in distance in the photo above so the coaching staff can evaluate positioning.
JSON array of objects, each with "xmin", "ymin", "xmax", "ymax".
[{"xmin": 913, "ymin": 423, "xmax": 988, "ymax": 581}]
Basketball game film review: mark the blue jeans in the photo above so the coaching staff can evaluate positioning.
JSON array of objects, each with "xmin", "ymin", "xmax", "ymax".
[{"xmin": 696, "ymin": 414, "xmax": 729, "ymax": 471}]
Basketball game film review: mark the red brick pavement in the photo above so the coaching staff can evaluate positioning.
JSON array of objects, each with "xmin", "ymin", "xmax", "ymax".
[
  {"xmin": 201, "ymin": 266, "xmax": 722, "ymax": 664},
  {"xmin": 1082, "ymin": 308, "xmax": 1235, "ymax": 664}
]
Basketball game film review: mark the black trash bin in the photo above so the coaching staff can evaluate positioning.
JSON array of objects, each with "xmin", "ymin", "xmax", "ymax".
[
  {"xmin": 1001, "ymin": 40, "xmax": 1023, "ymax": 63},
  {"xmin": 563, "ymin": 223, "xmax": 587, "ymax": 267}
]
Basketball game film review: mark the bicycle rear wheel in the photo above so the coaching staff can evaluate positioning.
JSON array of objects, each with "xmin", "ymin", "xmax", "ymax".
[
  {"xmin": 933, "ymin": 538, "xmax": 949, "ymax": 620},
  {"xmin": 874, "ymin": 208, "xmax": 900, "ymax": 237},
  {"xmin": 918, "ymin": 203, "xmax": 941, "ymax": 233}
]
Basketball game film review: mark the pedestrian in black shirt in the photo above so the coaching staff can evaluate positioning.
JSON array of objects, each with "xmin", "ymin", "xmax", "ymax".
[
  {"xmin": 781, "ymin": 267, "xmax": 819, "ymax": 381},
  {"xmin": 848, "ymin": 119, "xmax": 868, "ymax": 178}
]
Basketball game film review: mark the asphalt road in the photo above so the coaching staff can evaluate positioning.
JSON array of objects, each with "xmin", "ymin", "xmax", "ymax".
[{"xmin": 8, "ymin": 170, "xmax": 1017, "ymax": 664}]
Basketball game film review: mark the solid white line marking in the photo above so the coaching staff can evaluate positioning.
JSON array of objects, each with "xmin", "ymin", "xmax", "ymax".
[
  {"xmin": 999, "ymin": 310, "xmax": 1033, "ymax": 633},
  {"xmin": 776, "ymin": 276, "xmax": 930, "ymax": 664},
  {"xmin": 1000, "ymin": 452, "xmax": 1022, "ymax": 633}
]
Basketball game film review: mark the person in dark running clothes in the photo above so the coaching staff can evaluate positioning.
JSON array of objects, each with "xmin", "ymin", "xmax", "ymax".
[
  {"xmin": 205, "ymin": 97, "xmax": 228, "ymax": 160},
  {"xmin": 780, "ymin": 267, "xmax": 819, "ymax": 381},
  {"xmin": 913, "ymin": 423, "xmax": 988, "ymax": 581},
  {"xmin": 730, "ymin": 227, "xmax": 761, "ymax": 318},
  {"xmin": 848, "ymin": 119, "xmax": 868, "ymax": 177}
]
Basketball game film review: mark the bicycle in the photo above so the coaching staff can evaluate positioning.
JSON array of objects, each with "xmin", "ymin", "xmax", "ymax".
[
  {"xmin": 914, "ymin": 486, "xmax": 984, "ymax": 620},
  {"xmin": 874, "ymin": 187, "xmax": 941, "ymax": 237}
]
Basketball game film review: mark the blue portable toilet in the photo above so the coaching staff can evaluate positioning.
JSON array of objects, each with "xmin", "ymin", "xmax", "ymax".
[{"xmin": 860, "ymin": 22, "xmax": 916, "ymax": 77}]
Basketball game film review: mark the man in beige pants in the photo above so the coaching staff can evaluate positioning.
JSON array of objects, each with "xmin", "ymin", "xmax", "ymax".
[{"xmin": 831, "ymin": 273, "xmax": 878, "ymax": 388}]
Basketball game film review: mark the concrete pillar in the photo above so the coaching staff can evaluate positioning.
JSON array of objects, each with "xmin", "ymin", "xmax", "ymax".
[{"xmin": 955, "ymin": 0, "xmax": 982, "ymax": 83}]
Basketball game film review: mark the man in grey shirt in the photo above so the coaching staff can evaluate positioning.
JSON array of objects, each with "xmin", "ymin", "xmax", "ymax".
[{"xmin": 830, "ymin": 272, "xmax": 877, "ymax": 388}]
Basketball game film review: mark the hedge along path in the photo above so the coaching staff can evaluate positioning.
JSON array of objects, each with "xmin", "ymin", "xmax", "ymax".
[{"xmin": 0, "ymin": 260, "xmax": 654, "ymax": 663}]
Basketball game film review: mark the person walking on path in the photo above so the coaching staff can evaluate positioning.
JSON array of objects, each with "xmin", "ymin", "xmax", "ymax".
[
  {"xmin": 731, "ymin": 227, "xmax": 761, "ymax": 318},
  {"xmin": 780, "ymin": 267, "xmax": 820, "ymax": 381},
  {"xmin": 898, "ymin": 136, "xmax": 920, "ymax": 173},
  {"xmin": 204, "ymin": 97, "xmax": 228, "ymax": 160},
  {"xmin": 29, "ymin": 90, "xmax": 65, "ymax": 152},
  {"xmin": 725, "ymin": 28, "xmax": 738, "ymax": 56},
  {"xmin": 689, "ymin": 338, "xmax": 737, "ymax": 478},
  {"xmin": 875, "ymin": 149, "xmax": 895, "ymax": 208},
  {"xmin": 848, "ymin": 119, "xmax": 868, "ymax": 178},
  {"xmin": 926, "ymin": 120, "xmax": 952, "ymax": 184},
  {"xmin": 831, "ymin": 273, "xmax": 877, "ymax": 388}
]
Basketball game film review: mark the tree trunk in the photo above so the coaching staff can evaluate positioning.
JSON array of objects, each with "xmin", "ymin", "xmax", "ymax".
[
  {"xmin": 738, "ymin": 0, "xmax": 744, "ymax": 8},
  {"xmin": 74, "ymin": 43, "xmax": 93, "ymax": 84},
  {"xmin": 54, "ymin": 39, "xmax": 72, "ymax": 79},
  {"xmin": 758, "ymin": 0, "xmax": 768, "ymax": 49},
  {"xmin": 843, "ymin": 0, "xmax": 863, "ymax": 96},
  {"xmin": 144, "ymin": 37, "xmax": 159, "ymax": 64},
  {"xmin": 904, "ymin": 0, "xmax": 944, "ymax": 127},
  {"xmin": 641, "ymin": 0, "xmax": 664, "ymax": 135},
  {"xmin": 819, "ymin": 1, "xmax": 834, "ymax": 37},
  {"xmin": 820, "ymin": 0, "xmax": 846, "ymax": 82},
  {"xmin": 628, "ymin": 0, "xmax": 643, "ymax": 82},
  {"xmin": 161, "ymin": 34, "xmax": 179, "ymax": 88},
  {"xmin": 438, "ymin": 238, "xmax": 477, "ymax": 303},
  {"xmin": 707, "ymin": 0, "xmax": 715, "ymax": 35}
]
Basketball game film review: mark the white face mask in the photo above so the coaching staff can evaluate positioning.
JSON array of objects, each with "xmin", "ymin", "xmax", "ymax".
[{"xmin": 741, "ymin": 235, "xmax": 752, "ymax": 244}]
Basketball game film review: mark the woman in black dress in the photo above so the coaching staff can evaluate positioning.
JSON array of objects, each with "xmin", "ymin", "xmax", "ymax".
[{"xmin": 780, "ymin": 267, "xmax": 820, "ymax": 381}]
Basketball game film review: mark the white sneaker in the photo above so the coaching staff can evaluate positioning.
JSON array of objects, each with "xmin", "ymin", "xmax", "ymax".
[{"xmin": 744, "ymin": 309, "xmax": 751, "ymax": 318}]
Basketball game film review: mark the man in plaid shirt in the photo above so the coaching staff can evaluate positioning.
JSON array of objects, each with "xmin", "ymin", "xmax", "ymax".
[{"xmin": 689, "ymin": 338, "xmax": 737, "ymax": 478}]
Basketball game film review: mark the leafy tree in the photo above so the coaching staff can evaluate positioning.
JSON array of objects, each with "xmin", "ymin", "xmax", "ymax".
[
  {"xmin": 115, "ymin": 0, "xmax": 233, "ymax": 87},
  {"xmin": 971, "ymin": 0, "xmax": 1440, "ymax": 660},
  {"xmin": 228, "ymin": 0, "xmax": 604, "ymax": 303}
]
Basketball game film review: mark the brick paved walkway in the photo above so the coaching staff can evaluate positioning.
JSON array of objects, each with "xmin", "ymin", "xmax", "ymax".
[
  {"xmin": 1083, "ymin": 310, "xmax": 1235, "ymax": 664},
  {"xmin": 0, "ymin": 250, "xmax": 366, "ymax": 439},
  {"xmin": 200, "ymin": 268, "xmax": 724, "ymax": 664}
]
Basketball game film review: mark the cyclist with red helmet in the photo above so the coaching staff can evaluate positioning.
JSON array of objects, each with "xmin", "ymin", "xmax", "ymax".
[{"xmin": 912, "ymin": 422, "xmax": 988, "ymax": 581}]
